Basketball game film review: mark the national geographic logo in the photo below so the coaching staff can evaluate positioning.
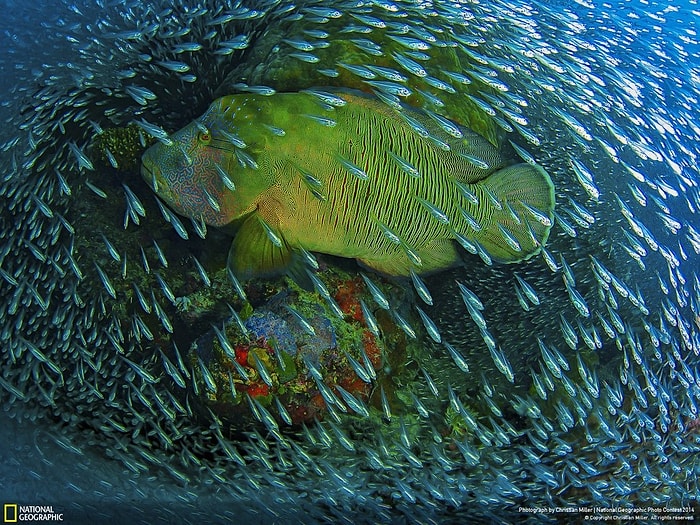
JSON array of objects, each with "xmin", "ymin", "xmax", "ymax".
[
  {"xmin": 3, "ymin": 505, "xmax": 16, "ymax": 523},
  {"xmin": 3, "ymin": 505, "xmax": 63, "ymax": 522}
]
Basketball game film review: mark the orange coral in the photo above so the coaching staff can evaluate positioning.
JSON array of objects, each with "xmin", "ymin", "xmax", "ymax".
[
  {"xmin": 245, "ymin": 383, "xmax": 270, "ymax": 398},
  {"xmin": 362, "ymin": 329, "xmax": 381, "ymax": 370},
  {"xmin": 234, "ymin": 345, "xmax": 248, "ymax": 366},
  {"xmin": 333, "ymin": 277, "xmax": 365, "ymax": 322}
]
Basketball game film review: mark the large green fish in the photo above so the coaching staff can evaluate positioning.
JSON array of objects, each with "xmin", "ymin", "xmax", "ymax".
[{"xmin": 141, "ymin": 91, "xmax": 555, "ymax": 280}]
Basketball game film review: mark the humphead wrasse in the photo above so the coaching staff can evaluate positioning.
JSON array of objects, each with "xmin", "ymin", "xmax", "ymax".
[{"xmin": 141, "ymin": 91, "xmax": 555, "ymax": 279}]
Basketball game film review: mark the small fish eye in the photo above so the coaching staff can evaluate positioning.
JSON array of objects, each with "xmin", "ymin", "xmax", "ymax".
[{"xmin": 199, "ymin": 132, "xmax": 211, "ymax": 142}]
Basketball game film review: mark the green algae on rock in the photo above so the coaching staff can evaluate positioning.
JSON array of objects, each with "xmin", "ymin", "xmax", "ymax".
[{"xmin": 92, "ymin": 124, "xmax": 155, "ymax": 172}]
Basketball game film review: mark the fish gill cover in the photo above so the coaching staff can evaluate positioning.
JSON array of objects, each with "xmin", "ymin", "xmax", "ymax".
[{"xmin": 0, "ymin": 0, "xmax": 699, "ymax": 524}]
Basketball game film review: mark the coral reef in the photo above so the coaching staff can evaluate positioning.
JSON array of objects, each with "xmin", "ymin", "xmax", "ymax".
[{"xmin": 188, "ymin": 267, "xmax": 419, "ymax": 429}]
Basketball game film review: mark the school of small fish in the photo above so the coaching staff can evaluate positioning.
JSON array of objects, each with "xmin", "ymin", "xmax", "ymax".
[{"xmin": 0, "ymin": 0, "xmax": 699, "ymax": 523}]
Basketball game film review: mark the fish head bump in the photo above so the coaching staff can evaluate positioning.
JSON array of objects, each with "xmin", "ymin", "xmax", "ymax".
[{"xmin": 141, "ymin": 97, "xmax": 265, "ymax": 227}]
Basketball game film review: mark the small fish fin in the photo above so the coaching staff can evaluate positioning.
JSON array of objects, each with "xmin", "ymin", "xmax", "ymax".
[
  {"xmin": 358, "ymin": 240, "xmax": 459, "ymax": 277},
  {"xmin": 414, "ymin": 239, "xmax": 461, "ymax": 274},
  {"xmin": 227, "ymin": 214, "xmax": 293, "ymax": 280},
  {"xmin": 357, "ymin": 248, "xmax": 407, "ymax": 276},
  {"xmin": 471, "ymin": 163, "xmax": 555, "ymax": 262}
]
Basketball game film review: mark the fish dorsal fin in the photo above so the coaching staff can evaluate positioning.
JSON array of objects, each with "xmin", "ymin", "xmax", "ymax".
[
  {"xmin": 403, "ymin": 107, "xmax": 508, "ymax": 184},
  {"xmin": 227, "ymin": 214, "xmax": 293, "ymax": 280},
  {"xmin": 340, "ymin": 90, "xmax": 506, "ymax": 184},
  {"xmin": 449, "ymin": 130, "xmax": 509, "ymax": 183}
]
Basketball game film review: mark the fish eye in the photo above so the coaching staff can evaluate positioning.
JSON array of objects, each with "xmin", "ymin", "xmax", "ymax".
[{"xmin": 199, "ymin": 132, "xmax": 211, "ymax": 143}]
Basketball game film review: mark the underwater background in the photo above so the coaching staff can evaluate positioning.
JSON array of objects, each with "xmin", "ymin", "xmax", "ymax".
[{"xmin": 1, "ymin": 0, "xmax": 699, "ymax": 524}]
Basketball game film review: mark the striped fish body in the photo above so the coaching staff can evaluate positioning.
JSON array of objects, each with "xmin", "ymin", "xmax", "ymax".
[{"xmin": 141, "ymin": 91, "xmax": 554, "ymax": 278}]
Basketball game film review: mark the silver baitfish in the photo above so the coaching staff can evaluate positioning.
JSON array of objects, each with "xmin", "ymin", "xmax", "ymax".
[{"xmin": 1, "ymin": 0, "xmax": 699, "ymax": 524}]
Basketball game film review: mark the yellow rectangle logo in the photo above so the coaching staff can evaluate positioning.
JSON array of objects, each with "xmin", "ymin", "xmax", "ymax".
[{"xmin": 4, "ymin": 504, "xmax": 18, "ymax": 523}]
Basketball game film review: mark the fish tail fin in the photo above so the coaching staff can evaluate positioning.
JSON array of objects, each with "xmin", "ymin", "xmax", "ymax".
[{"xmin": 471, "ymin": 163, "xmax": 555, "ymax": 262}]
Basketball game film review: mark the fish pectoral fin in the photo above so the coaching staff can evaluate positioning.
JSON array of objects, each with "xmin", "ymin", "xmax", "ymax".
[
  {"xmin": 285, "ymin": 253, "xmax": 315, "ymax": 291},
  {"xmin": 227, "ymin": 214, "xmax": 314, "ymax": 289},
  {"xmin": 471, "ymin": 163, "xmax": 555, "ymax": 263},
  {"xmin": 227, "ymin": 214, "xmax": 293, "ymax": 280}
]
